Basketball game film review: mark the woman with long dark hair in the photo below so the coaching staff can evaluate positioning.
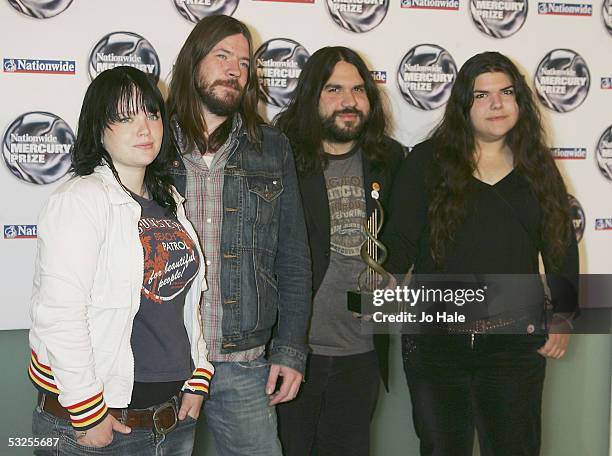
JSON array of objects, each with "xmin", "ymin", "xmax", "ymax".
[
  {"xmin": 384, "ymin": 52, "xmax": 578, "ymax": 456},
  {"xmin": 29, "ymin": 66, "xmax": 213, "ymax": 455}
]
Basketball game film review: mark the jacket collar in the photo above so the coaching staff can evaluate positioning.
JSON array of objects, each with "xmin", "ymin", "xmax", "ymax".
[
  {"xmin": 93, "ymin": 165, "xmax": 131, "ymax": 205},
  {"xmin": 171, "ymin": 113, "xmax": 245, "ymax": 156},
  {"xmin": 299, "ymin": 152, "xmax": 391, "ymax": 242}
]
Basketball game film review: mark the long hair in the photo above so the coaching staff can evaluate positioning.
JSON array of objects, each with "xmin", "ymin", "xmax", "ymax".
[
  {"xmin": 71, "ymin": 65, "xmax": 177, "ymax": 215},
  {"xmin": 167, "ymin": 14, "xmax": 261, "ymax": 153},
  {"xmin": 428, "ymin": 51, "xmax": 572, "ymax": 270},
  {"xmin": 274, "ymin": 46, "xmax": 389, "ymax": 175}
]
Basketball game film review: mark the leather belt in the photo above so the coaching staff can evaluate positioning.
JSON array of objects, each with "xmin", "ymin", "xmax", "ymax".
[{"xmin": 38, "ymin": 393, "xmax": 179, "ymax": 435}]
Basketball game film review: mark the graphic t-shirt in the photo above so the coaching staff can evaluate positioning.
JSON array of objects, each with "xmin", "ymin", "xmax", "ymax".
[
  {"xmin": 129, "ymin": 193, "xmax": 200, "ymax": 408},
  {"xmin": 308, "ymin": 147, "xmax": 374, "ymax": 356}
]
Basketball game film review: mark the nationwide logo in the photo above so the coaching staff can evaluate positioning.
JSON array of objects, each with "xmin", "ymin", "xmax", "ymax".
[
  {"xmin": 401, "ymin": 0, "xmax": 459, "ymax": 10},
  {"xmin": 550, "ymin": 147, "xmax": 586, "ymax": 159},
  {"xmin": 3, "ymin": 58, "xmax": 75, "ymax": 75},
  {"xmin": 3, "ymin": 225, "xmax": 37, "ymax": 239},
  {"xmin": 601, "ymin": 78, "xmax": 612, "ymax": 90},
  {"xmin": 595, "ymin": 218, "xmax": 612, "ymax": 231},
  {"xmin": 370, "ymin": 71, "xmax": 387, "ymax": 84},
  {"xmin": 538, "ymin": 2, "xmax": 592, "ymax": 15}
]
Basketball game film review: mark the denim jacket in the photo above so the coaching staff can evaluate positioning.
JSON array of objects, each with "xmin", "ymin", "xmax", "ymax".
[{"xmin": 170, "ymin": 121, "xmax": 312, "ymax": 374}]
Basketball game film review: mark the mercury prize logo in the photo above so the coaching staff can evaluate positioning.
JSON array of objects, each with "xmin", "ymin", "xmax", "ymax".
[
  {"xmin": 172, "ymin": 0, "xmax": 239, "ymax": 22},
  {"xmin": 7, "ymin": 0, "xmax": 73, "ymax": 18},
  {"xmin": 596, "ymin": 125, "xmax": 612, "ymax": 182},
  {"xmin": 568, "ymin": 195, "xmax": 585, "ymax": 242},
  {"xmin": 397, "ymin": 44, "xmax": 457, "ymax": 110},
  {"xmin": 325, "ymin": 0, "xmax": 389, "ymax": 32},
  {"xmin": 2, "ymin": 112, "xmax": 74, "ymax": 184},
  {"xmin": 534, "ymin": 49, "xmax": 590, "ymax": 113},
  {"xmin": 88, "ymin": 32, "xmax": 160, "ymax": 82},
  {"xmin": 470, "ymin": 0, "xmax": 528, "ymax": 38},
  {"xmin": 604, "ymin": 1, "xmax": 612, "ymax": 35},
  {"xmin": 255, "ymin": 39, "xmax": 310, "ymax": 107}
]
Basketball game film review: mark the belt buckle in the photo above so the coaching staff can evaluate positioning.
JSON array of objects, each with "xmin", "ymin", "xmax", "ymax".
[{"xmin": 152, "ymin": 402, "xmax": 178, "ymax": 435}]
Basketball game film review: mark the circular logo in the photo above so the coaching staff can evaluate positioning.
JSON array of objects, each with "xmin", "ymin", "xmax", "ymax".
[
  {"xmin": 397, "ymin": 44, "xmax": 457, "ymax": 110},
  {"xmin": 604, "ymin": 1, "xmax": 612, "ymax": 35},
  {"xmin": 88, "ymin": 32, "xmax": 160, "ymax": 82},
  {"xmin": 470, "ymin": 0, "xmax": 528, "ymax": 38},
  {"xmin": 172, "ymin": 0, "xmax": 239, "ymax": 22},
  {"xmin": 2, "ymin": 112, "xmax": 74, "ymax": 185},
  {"xmin": 4, "ymin": 226, "xmax": 17, "ymax": 239},
  {"xmin": 7, "ymin": 0, "xmax": 73, "ymax": 19},
  {"xmin": 4, "ymin": 59, "xmax": 16, "ymax": 72},
  {"xmin": 568, "ymin": 194, "xmax": 585, "ymax": 242},
  {"xmin": 325, "ymin": 0, "xmax": 389, "ymax": 33},
  {"xmin": 255, "ymin": 39, "xmax": 310, "ymax": 108},
  {"xmin": 534, "ymin": 49, "xmax": 590, "ymax": 113},
  {"xmin": 596, "ymin": 125, "xmax": 612, "ymax": 181}
]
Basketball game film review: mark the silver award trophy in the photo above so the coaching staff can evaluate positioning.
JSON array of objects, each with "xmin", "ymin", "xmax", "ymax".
[{"xmin": 347, "ymin": 182, "xmax": 391, "ymax": 315}]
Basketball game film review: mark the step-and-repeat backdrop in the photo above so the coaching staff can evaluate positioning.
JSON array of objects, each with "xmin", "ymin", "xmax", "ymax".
[{"xmin": 1, "ymin": 0, "xmax": 611, "ymax": 330}]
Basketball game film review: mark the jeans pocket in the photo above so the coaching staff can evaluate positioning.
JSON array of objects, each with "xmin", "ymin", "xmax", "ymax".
[{"xmin": 61, "ymin": 433, "xmax": 114, "ymax": 453}]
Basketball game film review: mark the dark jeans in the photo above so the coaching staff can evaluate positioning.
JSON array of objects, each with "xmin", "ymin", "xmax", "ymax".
[
  {"xmin": 277, "ymin": 351, "xmax": 380, "ymax": 456},
  {"xmin": 402, "ymin": 334, "xmax": 547, "ymax": 456}
]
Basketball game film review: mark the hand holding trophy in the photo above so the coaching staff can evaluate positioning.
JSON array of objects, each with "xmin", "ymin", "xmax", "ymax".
[{"xmin": 347, "ymin": 182, "xmax": 392, "ymax": 317}]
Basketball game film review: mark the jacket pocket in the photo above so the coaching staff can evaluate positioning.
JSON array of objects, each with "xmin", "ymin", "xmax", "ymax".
[{"xmin": 246, "ymin": 176, "xmax": 283, "ymax": 225}]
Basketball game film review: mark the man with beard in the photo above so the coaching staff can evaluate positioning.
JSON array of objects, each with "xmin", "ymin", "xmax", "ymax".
[
  {"xmin": 274, "ymin": 47, "xmax": 404, "ymax": 456},
  {"xmin": 167, "ymin": 15, "xmax": 311, "ymax": 456}
]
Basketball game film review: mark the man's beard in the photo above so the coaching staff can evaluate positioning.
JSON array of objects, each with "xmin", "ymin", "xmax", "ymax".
[
  {"xmin": 320, "ymin": 108, "xmax": 367, "ymax": 143},
  {"xmin": 197, "ymin": 79, "xmax": 244, "ymax": 117}
]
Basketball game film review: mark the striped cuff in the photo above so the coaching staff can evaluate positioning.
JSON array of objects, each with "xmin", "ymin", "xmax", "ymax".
[
  {"xmin": 182, "ymin": 368, "xmax": 213, "ymax": 397},
  {"xmin": 28, "ymin": 350, "xmax": 60, "ymax": 395},
  {"xmin": 28, "ymin": 350, "xmax": 108, "ymax": 430},
  {"xmin": 66, "ymin": 392, "xmax": 109, "ymax": 431}
]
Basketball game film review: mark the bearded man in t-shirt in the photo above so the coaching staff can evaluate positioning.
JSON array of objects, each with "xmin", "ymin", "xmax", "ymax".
[{"xmin": 274, "ymin": 46, "xmax": 405, "ymax": 456}]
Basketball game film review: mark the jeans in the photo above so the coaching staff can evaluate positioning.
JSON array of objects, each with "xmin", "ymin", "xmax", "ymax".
[
  {"xmin": 402, "ymin": 334, "xmax": 546, "ymax": 456},
  {"xmin": 277, "ymin": 351, "xmax": 380, "ymax": 456},
  {"xmin": 203, "ymin": 356, "xmax": 282, "ymax": 456},
  {"xmin": 32, "ymin": 397, "xmax": 197, "ymax": 456}
]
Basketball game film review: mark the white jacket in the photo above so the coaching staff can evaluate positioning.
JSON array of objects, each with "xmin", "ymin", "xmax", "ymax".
[{"xmin": 28, "ymin": 165, "xmax": 213, "ymax": 430}]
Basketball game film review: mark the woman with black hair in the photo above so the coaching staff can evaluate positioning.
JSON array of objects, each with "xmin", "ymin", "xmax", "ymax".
[
  {"xmin": 384, "ymin": 52, "xmax": 578, "ymax": 456},
  {"xmin": 29, "ymin": 66, "xmax": 213, "ymax": 455}
]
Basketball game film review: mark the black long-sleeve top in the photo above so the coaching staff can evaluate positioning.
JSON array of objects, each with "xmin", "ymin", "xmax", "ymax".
[{"xmin": 383, "ymin": 139, "xmax": 579, "ymax": 313}]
